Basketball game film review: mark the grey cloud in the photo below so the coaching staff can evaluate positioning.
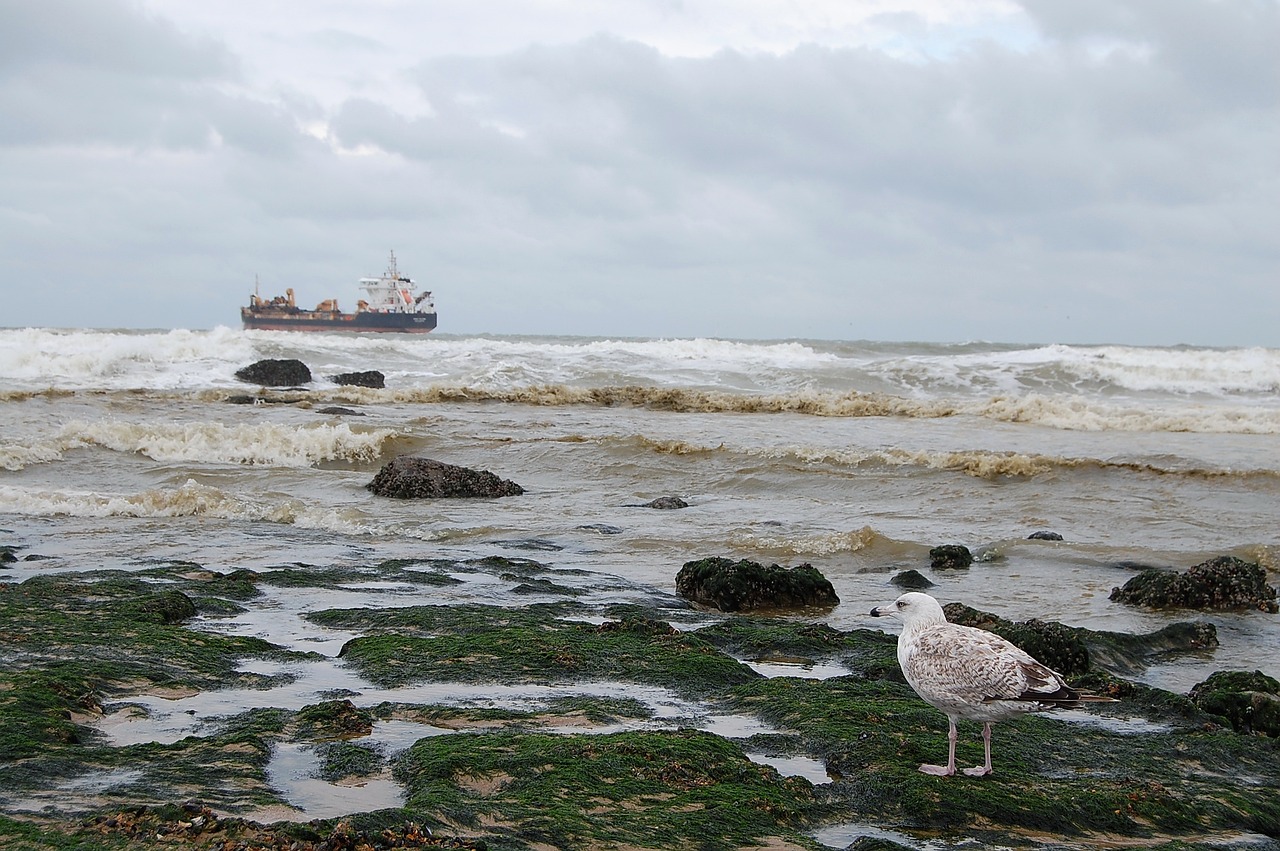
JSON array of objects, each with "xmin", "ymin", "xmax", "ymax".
[
  {"xmin": 0, "ymin": 0, "xmax": 234, "ymax": 78},
  {"xmin": 1, "ymin": 0, "xmax": 1276, "ymax": 344}
]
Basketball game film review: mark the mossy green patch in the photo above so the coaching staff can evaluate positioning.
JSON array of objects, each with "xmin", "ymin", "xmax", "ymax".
[
  {"xmin": 393, "ymin": 729, "xmax": 816, "ymax": 850},
  {"xmin": 726, "ymin": 675, "xmax": 1280, "ymax": 841},
  {"xmin": 316, "ymin": 740, "xmax": 386, "ymax": 782},
  {"xmin": 319, "ymin": 605, "xmax": 758, "ymax": 695}
]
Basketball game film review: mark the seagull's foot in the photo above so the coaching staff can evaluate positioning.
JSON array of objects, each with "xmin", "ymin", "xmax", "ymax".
[
  {"xmin": 918, "ymin": 764, "xmax": 954, "ymax": 777},
  {"xmin": 962, "ymin": 766, "xmax": 992, "ymax": 777}
]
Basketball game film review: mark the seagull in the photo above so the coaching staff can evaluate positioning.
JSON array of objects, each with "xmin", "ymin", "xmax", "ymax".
[{"xmin": 870, "ymin": 591, "xmax": 1113, "ymax": 777}]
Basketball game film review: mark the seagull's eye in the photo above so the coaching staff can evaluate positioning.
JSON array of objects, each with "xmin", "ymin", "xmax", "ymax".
[{"xmin": 896, "ymin": 600, "xmax": 906, "ymax": 608}]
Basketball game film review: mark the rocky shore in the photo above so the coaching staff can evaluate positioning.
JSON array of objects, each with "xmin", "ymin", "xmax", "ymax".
[{"xmin": 0, "ymin": 545, "xmax": 1277, "ymax": 851}]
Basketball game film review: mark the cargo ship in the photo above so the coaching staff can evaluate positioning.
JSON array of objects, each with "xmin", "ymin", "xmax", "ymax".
[{"xmin": 241, "ymin": 251, "xmax": 437, "ymax": 333}]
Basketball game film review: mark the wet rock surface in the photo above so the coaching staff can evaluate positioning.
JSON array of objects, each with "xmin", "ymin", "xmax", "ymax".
[
  {"xmin": 366, "ymin": 457, "xmax": 525, "ymax": 499},
  {"xmin": 929, "ymin": 544, "xmax": 972, "ymax": 570},
  {"xmin": 329, "ymin": 370, "xmax": 385, "ymax": 389},
  {"xmin": 889, "ymin": 569, "xmax": 934, "ymax": 590},
  {"xmin": 641, "ymin": 496, "xmax": 689, "ymax": 509},
  {"xmin": 1189, "ymin": 670, "xmax": 1280, "ymax": 737},
  {"xmin": 675, "ymin": 557, "xmax": 840, "ymax": 612},
  {"xmin": 234, "ymin": 358, "xmax": 313, "ymax": 386},
  {"xmin": 1110, "ymin": 555, "xmax": 1279, "ymax": 613}
]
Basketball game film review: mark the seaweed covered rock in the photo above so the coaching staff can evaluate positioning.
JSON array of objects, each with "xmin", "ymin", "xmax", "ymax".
[
  {"xmin": 1189, "ymin": 670, "xmax": 1280, "ymax": 737},
  {"xmin": 1084, "ymin": 620, "xmax": 1218, "ymax": 676},
  {"xmin": 929, "ymin": 544, "xmax": 972, "ymax": 570},
  {"xmin": 944, "ymin": 603, "xmax": 1091, "ymax": 676},
  {"xmin": 125, "ymin": 590, "xmax": 198, "ymax": 625},
  {"xmin": 1110, "ymin": 555, "xmax": 1278, "ymax": 613},
  {"xmin": 295, "ymin": 699, "xmax": 375, "ymax": 740},
  {"xmin": 644, "ymin": 496, "xmax": 689, "ymax": 510},
  {"xmin": 234, "ymin": 358, "xmax": 312, "ymax": 386},
  {"xmin": 330, "ymin": 370, "xmax": 385, "ymax": 388},
  {"xmin": 676, "ymin": 557, "xmax": 839, "ymax": 612},
  {"xmin": 1028, "ymin": 530, "xmax": 1063, "ymax": 541},
  {"xmin": 366, "ymin": 457, "xmax": 525, "ymax": 499}
]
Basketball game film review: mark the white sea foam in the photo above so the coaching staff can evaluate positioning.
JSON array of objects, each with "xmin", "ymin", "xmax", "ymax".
[
  {"xmin": 0, "ymin": 481, "xmax": 298, "ymax": 521},
  {"xmin": 3, "ymin": 329, "xmax": 1278, "ymax": 432},
  {"xmin": 0, "ymin": 327, "xmax": 257, "ymax": 391},
  {"xmin": 0, "ymin": 419, "xmax": 395, "ymax": 470}
]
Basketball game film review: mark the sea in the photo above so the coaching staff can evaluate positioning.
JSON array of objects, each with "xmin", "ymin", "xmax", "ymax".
[{"xmin": 2, "ymin": 327, "xmax": 1278, "ymax": 825}]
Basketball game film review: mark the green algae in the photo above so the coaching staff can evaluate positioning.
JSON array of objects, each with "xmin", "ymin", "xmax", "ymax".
[
  {"xmin": 314, "ymin": 605, "xmax": 759, "ymax": 695},
  {"xmin": 726, "ymin": 674, "xmax": 1280, "ymax": 841},
  {"xmin": 393, "ymin": 728, "xmax": 817, "ymax": 850},
  {"xmin": 2, "ymin": 556, "xmax": 1279, "ymax": 850},
  {"xmin": 316, "ymin": 740, "xmax": 386, "ymax": 782}
]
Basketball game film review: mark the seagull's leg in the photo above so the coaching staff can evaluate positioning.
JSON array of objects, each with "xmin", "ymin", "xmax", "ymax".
[
  {"xmin": 919, "ymin": 718, "xmax": 957, "ymax": 776},
  {"xmin": 962, "ymin": 721, "xmax": 993, "ymax": 777}
]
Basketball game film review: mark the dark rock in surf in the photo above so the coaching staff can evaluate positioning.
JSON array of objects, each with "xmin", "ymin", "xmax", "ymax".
[
  {"xmin": 676, "ymin": 557, "xmax": 839, "ymax": 613},
  {"xmin": 1109, "ymin": 556, "xmax": 1278, "ymax": 613},
  {"xmin": 577, "ymin": 523, "xmax": 624, "ymax": 535},
  {"xmin": 1085, "ymin": 621, "xmax": 1218, "ymax": 676},
  {"xmin": 929, "ymin": 544, "xmax": 972, "ymax": 570},
  {"xmin": 890, "ymin": 569, "xmax": 935, "ymax": 590},
  {"xmin": 1189, "ymin": 670, "xmax": 1280, "ymax": 737},
  {"xmin": 643, "ymin": 496, "xmax": 689, "ymax": 510},
  {"xmin": 1, "ymin": 547, "xmax": 17, "ymax": 564},
  {"xmin": 1028, "ymin": 531, "xmax": 1064, "ymax": 541},
  {"xmin": 944, "ymin": 602, "xmax": 1219, "ymax": 679},
  {"xmin": 944, "ymin": 603, "xmax": 1091, "ymax": 677},
  {"xmin": 318, "ymin": 406, "xmax": 365, "ymax": 416},
  {"xmin": 330, "ymin": 370, "xmax": 385, "ymax": 389},
  {"xmin": 234, "ymin": 358, "xmax": 312, "ymax": 386},
  {"xmin": 366, "ymin": 457, "xmax": 525, "ymax": 500}
]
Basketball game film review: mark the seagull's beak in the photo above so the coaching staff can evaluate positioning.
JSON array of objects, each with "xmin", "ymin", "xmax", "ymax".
[{"xmin": 869, "ymin": 604, "xmax": 891, "ymax": 617}]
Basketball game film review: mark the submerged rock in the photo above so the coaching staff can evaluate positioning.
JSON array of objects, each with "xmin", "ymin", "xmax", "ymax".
[
  {"xmin": 1189, "ymin": 670, "xmax": 1280, "ymax": 737},
  {"xmin": 643, "ymin": 496, "xmax": 689, "ymax": 510},
  {"xmin": 1028, "ymin": 530, "xmax": 1064, "ymax": 541},
  {"xmin": 890, "ymin": 569, "xmax": 935, "ymax": 589},
  {"xmin": 676, "ymin": 557, "xmax": 839, "ymax": 613},
  {"xmin": 330, "ymin": 370, "xmax": 385, "ymax": 388},
  {"xmin": 1109, "ymin": 555, "xmax": 1278, "ymax": 613},
  {"xmin": 366, "ymin": 456, "xmax": 525, "ymax": 499},
  {"xmin": 234, "ymin": 358, "xmax": 312, "ymax": 386},
  {"xmin": 1085, "ymin": 621, "xmax": 1219, "ymax": 676},
  {"xmin": 929, "ymin": 544, "xmax": 972, "ymax": 570}
]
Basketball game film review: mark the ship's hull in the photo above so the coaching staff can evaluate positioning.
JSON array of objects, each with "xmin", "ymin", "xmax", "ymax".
[{"xmin": 241, "ymin": 308, "xmax": 437, "ymax": 333}]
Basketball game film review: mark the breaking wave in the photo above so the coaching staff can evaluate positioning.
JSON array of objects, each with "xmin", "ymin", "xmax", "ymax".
[
  {"xmin": 203, "ymin": 383, "xmax": 1280, "ymax": 435},
  {"xmin": 0, "ymin": 420, "xmax": 396, "ymax": 471},
  {"xmin": 0, "ymin": 480, "xmax": 451, "ymax": 540},
  {"xmin": 578, "ymin": 434, "xmax": 1275, "ymax": 481}
]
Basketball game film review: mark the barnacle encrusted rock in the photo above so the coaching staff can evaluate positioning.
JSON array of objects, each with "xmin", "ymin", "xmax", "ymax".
[{"xmin": 366, "ymin": 456, "xmax": 525, "ymax": 499}]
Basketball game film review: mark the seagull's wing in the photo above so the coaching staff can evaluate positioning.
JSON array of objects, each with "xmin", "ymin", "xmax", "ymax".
[{"xmin": 906, "ymin": 624, "xmax": 1073, "ymax": 704}]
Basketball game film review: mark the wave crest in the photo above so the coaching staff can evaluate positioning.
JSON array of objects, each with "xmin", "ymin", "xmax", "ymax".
[{"xmin": 2, "ymin": 420, "xmax": 396, "ymax": 470}]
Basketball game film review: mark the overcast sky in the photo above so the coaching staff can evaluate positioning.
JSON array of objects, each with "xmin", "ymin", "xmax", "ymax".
[{"xmin": 2, "ymin": 0, "xmax": 1277, "ymax": 345}]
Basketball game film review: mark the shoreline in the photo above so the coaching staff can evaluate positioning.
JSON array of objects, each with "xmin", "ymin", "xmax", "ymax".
[{"xmin": 1, "ymin": 546, "xmax": 1277, "ymax": 850}]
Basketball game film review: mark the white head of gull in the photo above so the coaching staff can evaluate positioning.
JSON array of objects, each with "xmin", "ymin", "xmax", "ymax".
[{"xmin": 870, "ymin": 591, "xmax": 1113, "ymax": 777}]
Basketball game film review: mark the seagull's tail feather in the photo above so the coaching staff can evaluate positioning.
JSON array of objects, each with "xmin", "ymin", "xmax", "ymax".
[{"xmin": 984, "ymin": 687, "xmax": 1119, "ymax": 706}]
